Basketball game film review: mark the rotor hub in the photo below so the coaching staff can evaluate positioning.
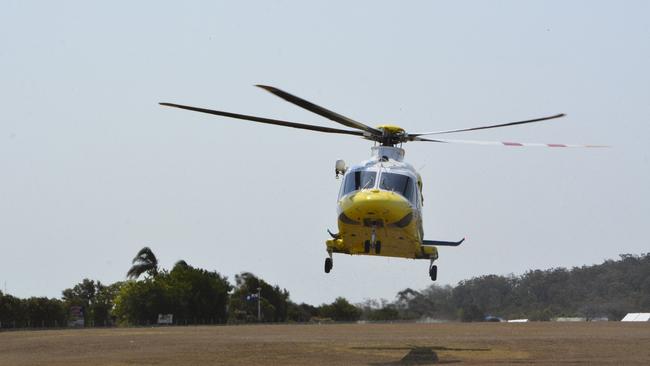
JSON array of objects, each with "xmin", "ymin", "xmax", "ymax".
[{"xmin": 376, "ymin": 125, "xmax": 407, "ymax": 146}]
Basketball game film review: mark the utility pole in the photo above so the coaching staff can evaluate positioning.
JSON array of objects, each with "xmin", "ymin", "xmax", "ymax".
[{"xmin": 257, "ymin": 287, "xmax": 262, "ymax": 322}]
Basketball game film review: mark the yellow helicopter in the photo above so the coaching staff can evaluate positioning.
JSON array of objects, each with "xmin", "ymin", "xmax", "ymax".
[{"xmin": 161, "ymin": 85, "xmax": 606, "ymax": 281}]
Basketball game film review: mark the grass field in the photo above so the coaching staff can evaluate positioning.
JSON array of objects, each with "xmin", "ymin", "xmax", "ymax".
[{"xmin": 1, "ymin": 322, "xmax": 649, "ymax": 365}]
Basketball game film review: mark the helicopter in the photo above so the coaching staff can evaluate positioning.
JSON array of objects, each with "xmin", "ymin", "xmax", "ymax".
[{"xmin": 160, "ymin": 85, "xmax": 607, "ymax": 281}]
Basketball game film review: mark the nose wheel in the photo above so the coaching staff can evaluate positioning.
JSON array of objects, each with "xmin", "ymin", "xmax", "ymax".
[
  {"xmin": 364, "ymin": 240, "xmax": 382, "ymax": 254},
  {"xmin": 363, "ymin": 226, "xmax": 382, "ymax": 254},
  {"xmin": 324, "ymin": 251, "xmax": 333, "ymax": 273}
]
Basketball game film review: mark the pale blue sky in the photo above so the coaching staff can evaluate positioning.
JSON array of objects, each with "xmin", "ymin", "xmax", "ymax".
[{"xmin": 1, "ymin": 1, "xmax": 648, "ymax": 304}]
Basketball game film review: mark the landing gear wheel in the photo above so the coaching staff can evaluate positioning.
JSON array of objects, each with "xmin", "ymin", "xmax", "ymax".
[
  {"xmin": 374, "ymin": 241, "xmax": 381, "ymax": 254},
  {"xmin": 429, "ymin": 265, "xmax": 437, "ymax": 281},
  {"xmin": 324, "ymin": 257, "xmax": 333, "ymax": 273},
  {"xmin": 364, "ymin": 240, "xmax": 371, "ymax": 254}
]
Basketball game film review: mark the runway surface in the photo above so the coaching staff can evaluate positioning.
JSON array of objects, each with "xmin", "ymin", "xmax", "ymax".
[{"xmin": 1, "ymin": 322, "xmax": 649, "ymax": 365}]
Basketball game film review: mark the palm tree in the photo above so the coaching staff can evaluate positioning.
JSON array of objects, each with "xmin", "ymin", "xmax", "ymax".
[{"xmin": 126, "ymin": 247, "xmax": 159, "ymax": 279}]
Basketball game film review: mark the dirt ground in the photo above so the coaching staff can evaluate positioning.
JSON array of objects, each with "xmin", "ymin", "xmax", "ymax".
[{"xmin": 1, "ymin": 322, "xmax": 649, "ymax": 365}]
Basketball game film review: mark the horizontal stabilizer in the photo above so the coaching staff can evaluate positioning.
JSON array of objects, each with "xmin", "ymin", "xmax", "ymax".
[{"xmin": 422, "ymin": 238, "xmax": 465, "ymax": 247}]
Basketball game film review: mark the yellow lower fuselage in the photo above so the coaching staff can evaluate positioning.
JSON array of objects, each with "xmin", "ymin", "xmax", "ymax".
[{"xmin": 326, "ymin": 189, "xmax": 436, "ymax": 260}]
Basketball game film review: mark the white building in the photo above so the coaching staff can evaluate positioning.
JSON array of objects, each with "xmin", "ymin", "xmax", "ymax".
[
  {"xmin": 554, "ymin": 317, "xmax": 586, "ymax": 322},
  {"xmin": 621, "ymin": 313, "xmax": 650, "ymax": 322}
]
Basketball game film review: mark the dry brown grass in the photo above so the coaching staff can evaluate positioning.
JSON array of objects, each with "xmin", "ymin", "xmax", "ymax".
[{"xmin": 1, "ymin": 322, "xmax": 649, "ymax": 365}]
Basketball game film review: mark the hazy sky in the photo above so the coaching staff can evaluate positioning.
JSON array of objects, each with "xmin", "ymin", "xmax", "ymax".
[{"xmin": 1, "ymin": 1, "xmax": 648, "ymax": 305}]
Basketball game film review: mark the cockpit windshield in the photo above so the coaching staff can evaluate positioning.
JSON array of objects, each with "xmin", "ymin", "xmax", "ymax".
[
  {"xmin": 342, "ymin": 171, "xmax": 377, "ymax": 195},
  {"xmin": 379, "ymin": 172, "xmax": 416, "ymax": 203}
]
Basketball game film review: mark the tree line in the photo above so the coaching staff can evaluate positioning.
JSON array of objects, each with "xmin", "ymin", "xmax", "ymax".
[
  {"xmin": 393, "ymin": 253, "xmax": 650, "ymax": 321},
  {"xmin": 1, "ymin": 251, "xmax": 648, "ymax": 328},
  {"xmin": 0, "ymin": 247, "xmax": 361, "ymax": 328}
]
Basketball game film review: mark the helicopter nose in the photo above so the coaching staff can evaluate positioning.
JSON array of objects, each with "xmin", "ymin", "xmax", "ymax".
[{"xmin": 340, "ymin": 189, "xmax": 412, "ymax": 226}]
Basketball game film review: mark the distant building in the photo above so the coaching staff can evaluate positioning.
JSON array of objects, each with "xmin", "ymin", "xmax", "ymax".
[
  {"xmin": 589, "ymin": 317, "xmax": 609, "ymax": 322},
  {"xmin": 484, "ymin": 315, "xmax": 504, "ymax": 322},
  {"xmin": 554, "ymin": 317, "xmax": 586, "ymax": 322},
  {"xmin": 621, "ymin": 313, "xmax": 650, "ymax": 322},
  {"xmin": 416, "ymin": 317, "xmax": 449, "ymax": 324}
]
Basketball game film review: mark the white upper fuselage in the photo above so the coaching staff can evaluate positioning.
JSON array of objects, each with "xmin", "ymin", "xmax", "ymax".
[{"xmin": 338, "ymin": 146, "xmax": 422, "ymax": 209}]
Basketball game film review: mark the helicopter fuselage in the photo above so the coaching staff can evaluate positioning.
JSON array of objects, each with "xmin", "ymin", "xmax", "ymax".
[{"xmin": 326, "ymin": 146, "xmax": 438, "ymax": 261}]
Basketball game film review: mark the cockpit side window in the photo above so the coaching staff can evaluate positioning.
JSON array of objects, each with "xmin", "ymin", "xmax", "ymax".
[
  {"xmin": 342, "ymin": 171, "xmax": 377, "ymax": 195},
  {"xmin": 379, "ymin": 172, "xmax": 416, "ymax": 204}
]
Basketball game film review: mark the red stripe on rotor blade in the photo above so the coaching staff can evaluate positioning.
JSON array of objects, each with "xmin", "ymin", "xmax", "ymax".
[
  {"xmin": 548, "ymin": 144, "xmax": 567, "ymax": 147},
  {"xmin": 503, "ymin": 142, "xmax": 523, "ymax": 146}
]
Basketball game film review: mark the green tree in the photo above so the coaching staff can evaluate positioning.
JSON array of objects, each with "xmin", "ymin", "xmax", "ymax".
[
  {"xmin": 92, "ymin": 282, "xmax": 124, "ymax": 326},
  {"xmin": 174, "ymin": 260, "xmax": 189, "ymax": 269},
  {"xmin": 1, "ymin": 291, "xmax": 66, "ymax": 328},
  {"xmin": 394, "ymin": 285, "xmax": 456, "ymax": 320},
  {"xmin": 367, "ymin": 306, "xmax": 399, "ymax": 321},
  {"xmin": 0, "ymin": 291, "xmax": 26, "ymax": 328},
  {"xmin": 358, "ymin": 299, "xmax": 399, "ymax": 321},
  {"xmin": 62, "ymin": 278, "xmax": 96, "ymax": 306},
  {"xmin": 62, "ymin": 279, "xmax": 123, "ymax": 326},
  {"xmin": 319, "ymin": 297, "xmax": 361, "ymax": 321},
  {"xmin": 114, "ymin": 263, "xmax": 231, "ymax": 325},
  {"xmin": 228, "ymin": 272, "xmax": 289, "ymax": 323},
  {"xmin": 167, "ymin": 262, "xmax": 231, "ymax": 323},
  {"xmin": 113, "ymin": 277, "xmax": 175, "ymax": 325},
  {"xmin": 24, "ymin": 297, "xmax": 67, "ymax": 327},
  {"xmin": 127, "ymin": 246, "xmax": 159, "ymax": 279},
  {"xmin": 458, "ymin": 304, "xmax": 485, "ymax": 322},
  {"xmin": 287, "ymin": 302, "xmax": 318, "ymax": 322}
]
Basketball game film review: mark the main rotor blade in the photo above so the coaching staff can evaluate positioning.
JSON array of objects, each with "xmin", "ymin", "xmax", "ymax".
[
  {"xmin": 413, "ymin": 136, "xmax": 610, "ymax": 148},
  {"xmin": 159, "ymin": 102, "xmax": 364, "ymax": 137},
  {"xmin": 256, "ymin": 85, "xmax": 382, "ymax": 135},
  {"xmin": 408, "ymin": 113, "xmax": 566, "ymax": 138}
]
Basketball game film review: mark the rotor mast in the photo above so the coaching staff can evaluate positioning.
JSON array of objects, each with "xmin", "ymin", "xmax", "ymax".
[{"xmin": 372, "ymin": 145, "xmax": 405, "ymax": 162}]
